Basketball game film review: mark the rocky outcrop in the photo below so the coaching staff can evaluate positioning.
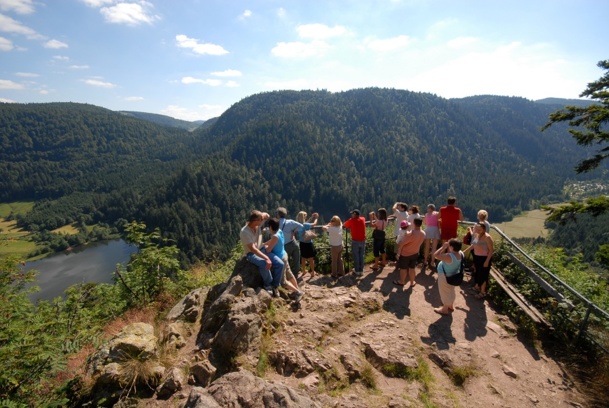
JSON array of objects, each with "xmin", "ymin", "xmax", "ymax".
[{"xmin": 81, "ymin": 259, "xmax": 588, "ymax": 408}]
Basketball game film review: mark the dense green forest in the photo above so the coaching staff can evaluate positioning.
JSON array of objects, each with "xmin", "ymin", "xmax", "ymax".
[{"xmin": 1, "ymin": 90, "xmax": 606, "ymax": 263}]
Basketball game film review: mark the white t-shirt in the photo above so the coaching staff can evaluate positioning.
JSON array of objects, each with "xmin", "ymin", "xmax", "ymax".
[{"xmin": 327, "ymin": 225, "xmax": 343, "ymax": 246}]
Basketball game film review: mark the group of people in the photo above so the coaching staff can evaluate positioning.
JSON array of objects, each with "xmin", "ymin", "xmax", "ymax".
[{"xmin": 239, "ymin": 197, "xmax": 494, "ymax": 313}]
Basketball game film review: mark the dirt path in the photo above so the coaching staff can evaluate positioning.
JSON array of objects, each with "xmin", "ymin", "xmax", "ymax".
[{"xmin": 293, "ymin": 262, "xmax": 588, "ymax": 407}]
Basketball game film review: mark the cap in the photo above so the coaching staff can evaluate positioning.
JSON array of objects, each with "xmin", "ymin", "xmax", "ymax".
[
  {"xmin": 351, "ymin": 209, "xmax": 360, "ymax": 216},
  {"xmin": 277, "ymin": 207, "xmax": 287, "ymax": 217},
  {"xmin": 400, "ymin": 220, "xmax": 410, "ymax": 228}
]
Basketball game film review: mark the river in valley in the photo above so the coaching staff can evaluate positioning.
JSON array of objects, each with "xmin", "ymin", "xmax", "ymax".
[{"xmin": 24, "ymin": 239, "xmax": 138, "ymax": 302}]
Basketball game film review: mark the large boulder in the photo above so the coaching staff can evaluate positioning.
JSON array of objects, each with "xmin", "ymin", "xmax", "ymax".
[
  {"xmin": 206, "ymin": 370, "xmax": 322, "ymax": 408},
  {"xmin": 166, "ymin": 288, "xmax": 208, "ymax": 323}
]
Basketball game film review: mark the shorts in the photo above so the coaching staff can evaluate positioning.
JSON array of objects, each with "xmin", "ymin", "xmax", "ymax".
[
  {"xmin": 397, "ymin": 253, "xmax": 418, "ymax": 269},
  {"xmin": 441, "ymin": 228, "xmax": 457, "ymax": 241},
  {"xmin": 373, "ymin": 237, "xmax": 386, "ymax": 257},
  {"xmin": 424, "ymin": 226, "xmax": 440, "ymax": 240},
  {"xmin": 300, "ymin": 241, "xmax": 317, "ymax": 259}
]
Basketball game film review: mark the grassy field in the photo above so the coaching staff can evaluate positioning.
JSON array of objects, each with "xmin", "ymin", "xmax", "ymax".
[
  {"xmin": 0, "ymin": 219, "xmax": 36, "ymax": 258},
  {"xmin": 493, "ymin": 209, "xmax": 551, "ymax": 239},
  {"xmin": 52, "ymin": 225, "xmax": 80, "ymax": 235},
  {"xmin": 0, "ymin": 202, "xmax": 34, "ymax": 218}
]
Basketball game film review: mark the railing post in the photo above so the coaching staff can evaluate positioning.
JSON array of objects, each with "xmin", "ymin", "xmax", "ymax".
[
  {"xmin": 344, "ymin": 229, "xmax": 350, "ymax": 273},
  {"xmin": 576, "ymin": 303, "xmax": 593, "ymax": 344}
]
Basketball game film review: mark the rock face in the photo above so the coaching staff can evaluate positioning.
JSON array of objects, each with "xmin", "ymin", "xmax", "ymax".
[{"xmin": 82, "ymin": 259, "xmax": 589, "ymax": 408}]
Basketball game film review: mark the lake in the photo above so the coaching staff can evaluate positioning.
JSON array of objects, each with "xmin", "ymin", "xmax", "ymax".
[{"xmin": 24, "ymin": 239, "xmax": 138, "ymax": 302}]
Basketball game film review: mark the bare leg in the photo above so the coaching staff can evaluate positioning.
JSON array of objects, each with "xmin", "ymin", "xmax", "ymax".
[
  {"xmin": 430, "ymin": 239, "xmax": 439, "ymax": 267},
  {"xmin": 423, "ymin": 240, "xmax": 430, "ymax": 265},
  {"xmin": 399, "ymin": 268, "xmax": 408, "ymax": 284},
  {"xmin": 310, "ymin": 258, "xmax": 316, "ymax": 276},
  {"xmin": 381, "ymin": 253, "xmax": 386, "ymax": 266},
  {"xmin": 409, "ymin": 268, "xmax": 417, "ymax": 287}
]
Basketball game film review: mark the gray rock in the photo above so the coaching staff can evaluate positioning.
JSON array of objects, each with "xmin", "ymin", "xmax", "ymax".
[
  {"xmin": 167, "ymin": 288, "xmax": 208, "ymax": 323},
  {"xmin": 364, "ymin": 343, "xmax": 417, "ymax": 377},
  {"xmin": 183, "ymin": 386, "xmax": 222, "ymax": 408},
  {"xmin": 156, "ymin": 367, "xmax": 185, "ymax": 400},
  {"xmin": 190, "ymin": 360, "xmax": 217, "ymax": 387},
  {"xmin": 207, "ymin": 370, "xmax": 321, "ymax": 407}
]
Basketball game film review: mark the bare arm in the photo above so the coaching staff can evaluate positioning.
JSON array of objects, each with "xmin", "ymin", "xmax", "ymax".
[
  {"xmin": 264, "ymin": 235, "xmax": 279, "ymax": 253},
  {"xmin": 246, "ymin": 242, "xmax": 272, "ymax": 269},
  {"xmin": 484, "ymin": 235, "xmax": 494, "ymax": 267}
]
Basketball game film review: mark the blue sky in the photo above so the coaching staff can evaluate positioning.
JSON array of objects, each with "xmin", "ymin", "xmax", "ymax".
[{"xmin": 0, "ymin": 0, "xmax": 607, "ymax": 121}]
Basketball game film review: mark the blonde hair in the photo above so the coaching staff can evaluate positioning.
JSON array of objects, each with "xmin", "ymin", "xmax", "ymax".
[
  {"xmin": 477, "ymin": 209, "xmax": 488, "ymax": 221},
  {"xmin": 296, "ymin": 211, "xmax": 307, "ymax": 224},
  {"xmin": 330, "ymin": 215, "xmax": 342, "ymax": 226}
]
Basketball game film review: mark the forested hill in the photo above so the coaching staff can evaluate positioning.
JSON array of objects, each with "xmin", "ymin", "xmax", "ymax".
[
  {"xmin": 0, "ymin": 90, "xmax": 599, "ymax": 264},
  {"xmin": 0, "ymin": 102, "xmax": 198, "ymax": 202},
  {"xmin": 136, "ymin": 89, "xmax": 594, "ymax": 262}
]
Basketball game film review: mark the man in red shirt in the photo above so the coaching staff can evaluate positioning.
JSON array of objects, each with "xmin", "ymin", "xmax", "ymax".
[
  {"xmin": 344, "ymin": 209, "xmax": 366, "ymax": 276},
  {"xmin": 394, "ymin": 218, "xmax": 426, "ymax": 288},
  {"xmin": 438, "ymin": 196, "xmax": 464, "ymax": 243}
]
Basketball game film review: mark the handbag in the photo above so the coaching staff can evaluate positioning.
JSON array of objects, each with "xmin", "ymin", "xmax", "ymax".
[
  {"xmin": 302, "ymin": 229, "xmax": 317, "ymax": 242},
  {"xmin": 445, "ymin": 252, "xmax": 465, "ymax": 286},
  {"xmin": 463, "ymin": 230, "xmax": 472, "ymax": 245}
]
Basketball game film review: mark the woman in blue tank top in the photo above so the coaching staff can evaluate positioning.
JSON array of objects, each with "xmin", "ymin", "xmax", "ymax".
[{"xmin": 433, "ymin": 239, "xmax": 463, "ymax": 315}]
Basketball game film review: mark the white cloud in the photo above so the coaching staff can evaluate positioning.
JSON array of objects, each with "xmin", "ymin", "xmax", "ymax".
[
  {"xmin": 364, "ymin": 35, "xmax": 412, "ymax": 52},
  {"xmin": 44, "ymin": 39, "xmax": 68, "ymax": 49},
  {"xmin": 53, "ymin": 55, "xmax": 69, "ymax": 61},
  {"xmin": 0, "ymin": 97, "xmax": 16, "ymax": 102},
  {"xmin": 175, "ymin": 34, "xmax": 228, "ymax": 56},
  {"xmin": 125, "ymin": 96, "xmax": 144, "ymax": 101},
  {"xmin": 39, "ymin": 89, "xmax": 48, "ymax": 95},
  {"xmin": 297, "ymin": 24, "xmax": 347, "ymax": 40},
  {"xmin": 276, "ymin": 7, "xmax": 286, "ymax": 18},
  {"xmin": 181, "ymin": 76, "xmax": 222, "ymax": 86},
  {"xmin": 0, "ymin": 0, "xmax": 35, "ymax": 14},
  {"xmin": 211, "ymin": 69, "xmax": 242, "ymax": 77},
  {"xmin": 447, "ymin": 36, "xmax": 479, "ymax": 49},
  {"xmin": 100, "ymin": 2, "xmax": 160, "ymax": 26},
  {"xmin": 69, "ymin": 64, "xmax": 90, "ymax": 69},
  {"xmin": 15, "ymin": 72, "xmax": 38, "ymax": 77},
  {"xmin": 80, "ymin": 0, "xmax": 113, "ymax": 7},
  {"xmin": 0, "ymin": 79, "xmax": 24, "ymax": 89},
  {"xmin": 225, "ymin": 80, "xmax": 239, "ymax": 87},
  {"xmin": 271, "ymin": 40, "xmax": 329, "ymax": 59},
  {"xmin": 0, "ymin": 13, "xmax": 41, "ymax": 38},
  {"xmin": 161, "ymin": 104, "xmax": 224, "ymax": 121},
  {"xmin": 83, "ymin": 78, "xmax": 116, "ymax": 88},
  {"xmin": 240, "ymin": 9, "xmax": 252, "ymax": 19},
  {"xmin": 0, "ymin": 36, "xmax": 12, "ymax": 51}
]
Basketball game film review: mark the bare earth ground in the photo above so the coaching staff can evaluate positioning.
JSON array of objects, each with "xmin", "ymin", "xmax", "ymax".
[
  {"xmin": 262, "ymin": 262, "xmax": 588, "ymax": 408},
  {"xmin": 143, "ymin": 260, "xmax": 589, "ymax": 408}
]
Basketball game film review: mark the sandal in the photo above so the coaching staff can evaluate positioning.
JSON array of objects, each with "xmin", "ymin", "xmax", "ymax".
[
  {"xmin": 433, "ymin": 307, "xmax": 449, "ymax": 315},
  {"xmin": 393, "ymin": 280, "xmax": 405, "ymax": 286}
]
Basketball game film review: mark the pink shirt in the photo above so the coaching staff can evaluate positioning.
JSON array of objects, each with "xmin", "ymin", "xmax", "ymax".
[{"xmin": 425, "ymin": 212, "xmax": 439, "ymax": 227}]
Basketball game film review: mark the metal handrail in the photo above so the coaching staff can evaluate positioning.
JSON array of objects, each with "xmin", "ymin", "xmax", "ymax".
[{"xmin": 463, "ymin": 220, "xmax": 609, "ymax": 348}]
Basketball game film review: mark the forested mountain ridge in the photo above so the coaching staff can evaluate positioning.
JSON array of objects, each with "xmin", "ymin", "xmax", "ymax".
[
  {"xmin": 1, "ymin": 90, "xmax": 601, "ymax": 263},
  {"xmin": 119, "ymin": 110, "xmax": 205, "ymax": 131},
  {"xmin": 0, "ymin": 102, "xmax": 198, "ymax": 202},
  {"xmin": 137, "ymin": 89, "xmax": 598, "ymax": 262}
]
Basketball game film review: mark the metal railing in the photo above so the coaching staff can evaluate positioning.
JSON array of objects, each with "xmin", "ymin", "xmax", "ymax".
[{"xmin": 470, "ymin": 221, "xmax": 609, "ymax": 354}]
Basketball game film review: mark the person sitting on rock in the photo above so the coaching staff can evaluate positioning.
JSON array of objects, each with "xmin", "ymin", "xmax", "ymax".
[
  {"xmin": 265, "ymin": 218, "xmax": 304, "ymax": 301},
  {"xmin": 240, "ymin": 210, "xmax": 284, "ymax": 297}
]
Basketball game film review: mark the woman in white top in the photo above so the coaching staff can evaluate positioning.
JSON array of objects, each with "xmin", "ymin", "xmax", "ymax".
[
  {"xmin": 322, "ymin": 215, "xmax": 344, "ymax": 279},
  {"xmin": 391, "ymin": 202, "xmax": 408, "ymax": 238}
]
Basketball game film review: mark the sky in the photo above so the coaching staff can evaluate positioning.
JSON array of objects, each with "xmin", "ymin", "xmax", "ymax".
[{"xmin": 0, "ymin": 0, "xmax": 607, "ymax": 121}]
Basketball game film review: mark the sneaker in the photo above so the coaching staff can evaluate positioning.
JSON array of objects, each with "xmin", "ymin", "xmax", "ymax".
[
  {"xmin": 272, "ymin": 287, "xmax": 280, "ymax": 298},
  {"xmin": 293, "ymin": 291, "xmax": 304, "ymax": 302},
  {"xmin": 264, "ymin": 286, "xmax": 273, "ymax": 296},
  {"xmin": 354, "ymin": 270, "xmax": 363, "ymax": 276}
]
